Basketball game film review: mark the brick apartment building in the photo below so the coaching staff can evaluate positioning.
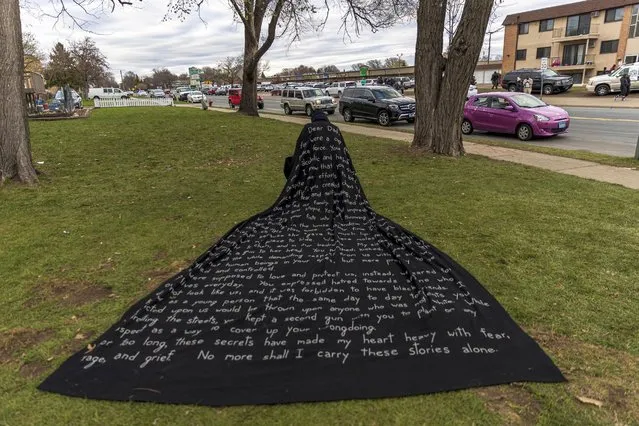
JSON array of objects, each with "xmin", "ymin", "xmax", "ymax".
[{"xmin": 502, "ymin": 0, "xmax": 639, "ymax": 84}]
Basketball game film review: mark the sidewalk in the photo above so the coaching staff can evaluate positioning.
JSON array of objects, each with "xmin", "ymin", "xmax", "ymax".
[
  {"xmin": 544, "ymin": 95, "xmax": 638, "ymax": 109},
  {"xmin": 188, "ymin": 105, "xmax": 639, "ymax": 190}
]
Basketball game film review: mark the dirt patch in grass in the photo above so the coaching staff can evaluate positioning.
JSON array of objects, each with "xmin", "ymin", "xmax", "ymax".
[
  {"xmin": 19, "ymin": 361, "xmax": 49, "ymax": 379},
  {"xmin": 25, "ymin": 279, "xmax": 113, "ymax": 308},
  {"xmin": 0, "ymin": 328, "xmax": 54, "ymax": 363},
  {"xmin": 475, "ymin": 384, "xmax": 541, "ymax": 424},
  {"xmin": 531, "ymin": 329, "xmax": 639, "ymax": 421}
]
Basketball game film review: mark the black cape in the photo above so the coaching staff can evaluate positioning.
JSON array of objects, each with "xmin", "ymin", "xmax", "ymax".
[{"xmin": 39, "ymin": 119, "xmax": 565, "ymax": 406}]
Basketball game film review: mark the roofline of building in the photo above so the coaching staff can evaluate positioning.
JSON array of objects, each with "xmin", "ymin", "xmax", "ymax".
[{"xmin": 502, "ymin": 0, "xmax": 637, "ymax": 26}]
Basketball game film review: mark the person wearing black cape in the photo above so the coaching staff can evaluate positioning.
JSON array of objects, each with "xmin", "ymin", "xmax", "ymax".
[{"xmin": 39, "ymin": 111, "xmax": 565, "ymax": 406}]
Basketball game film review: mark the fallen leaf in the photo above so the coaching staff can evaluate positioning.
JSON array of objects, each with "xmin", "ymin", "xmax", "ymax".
[
  {"xmin": 74, "ymin": 333, "xmax": 86, "ymax": 340},
  {"xmin": 46, "ymin": 356, "xmax": 54, "ymax": 361},
  {"xmin": 576, "ymin": 396, "xmax": 604, "ymax": 407},
  {"xmin": 71, "ymin": 315, "xmax": 77, "ymax": 321},
  {"xmin": 86, "ymin": 343, "xmax": 96, "ymax": 352}
]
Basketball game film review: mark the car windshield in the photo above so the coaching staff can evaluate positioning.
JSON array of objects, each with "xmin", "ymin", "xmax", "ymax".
[
  {"xmin": 371, "ymin": 88, "xmax": 402, "ymax": 99},
  {"xmin": 542, "ymin": 69, "xmax": 558, "ymax": 78},
  {"xmin": 610, "ymin": 67, "xmax": 630, "ymax": 77},
  {"xmin": 303, "ymin": 89, "xmax": 324, "ymax": 98},
  {"xmin": 510, "ymin": 94, "xmax": 547, "ymax": 108}
]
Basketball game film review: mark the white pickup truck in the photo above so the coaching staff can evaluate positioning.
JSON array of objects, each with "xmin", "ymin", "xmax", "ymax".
[{"xmin": 88, "ymin": 87, "xmax": 129, "ymax": 100}]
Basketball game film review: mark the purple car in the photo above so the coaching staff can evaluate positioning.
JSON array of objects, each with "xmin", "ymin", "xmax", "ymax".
[{"xmin": 462, "ymin": 92, "xmax": 570, "ymax": 141}]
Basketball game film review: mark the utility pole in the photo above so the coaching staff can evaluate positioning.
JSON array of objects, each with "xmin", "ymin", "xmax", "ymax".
[{"xmin": 485, "ymin": 27, "xmax": 503, "ymax": 65}]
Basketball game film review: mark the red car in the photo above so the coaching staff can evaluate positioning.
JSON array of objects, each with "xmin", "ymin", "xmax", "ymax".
[
  {"xmin": 207, "ymin": 87, "xmax": 217, "ymax": 95},
  {"xmin": 228, "ymin": 88, "xmax": 264, "ymax": 109}
]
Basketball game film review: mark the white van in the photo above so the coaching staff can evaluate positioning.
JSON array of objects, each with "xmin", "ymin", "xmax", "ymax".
[
  {"xmin": 88, "ymin": 87, "xmax": 129, "ymax": 100},
  {"xmin": 325, "ymin": 81, "xmax": 356, "ymax": 97},
  {"xmin": 586, "ymin": 63, "xmax": 639, "ymax": 96}
]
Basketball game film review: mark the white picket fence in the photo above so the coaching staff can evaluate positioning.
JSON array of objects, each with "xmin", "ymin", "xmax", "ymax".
[{"xmin": 94, "ymin": 98, "xmax": 174, "ymax": 108}]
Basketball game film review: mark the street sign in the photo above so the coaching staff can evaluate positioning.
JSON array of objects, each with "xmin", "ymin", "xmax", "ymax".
[{"xmin": 540, "ymin": 57, "xmax": 548, "ymax": 70}]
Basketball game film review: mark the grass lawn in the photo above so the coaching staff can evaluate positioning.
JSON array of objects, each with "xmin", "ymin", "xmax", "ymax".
[{"xmin": 2, "ymin": 107, "xmax": 639, "ymax": 424}]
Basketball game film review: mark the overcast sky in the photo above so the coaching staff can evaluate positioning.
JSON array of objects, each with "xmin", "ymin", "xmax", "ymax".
[{"xmin": 21, "ymin": 0, "xmax": 576, "ymax": 80}]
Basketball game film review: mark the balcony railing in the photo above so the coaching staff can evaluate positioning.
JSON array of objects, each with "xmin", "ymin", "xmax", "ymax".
[
  {"xmin": 550, "ymin": 55, "xmax": 596, "ymax": 68},
  {"xmin": 552, "ymin": 24, "xmax": 599, "ymax": 38}
]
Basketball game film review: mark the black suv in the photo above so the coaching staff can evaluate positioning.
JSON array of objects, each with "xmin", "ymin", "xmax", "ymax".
[
  {"xmin": 339, "ymin": 86, "xmax": 416, "ymax": 126},
  {"xmin": 501, "ymin": 69, "xmax": 573, "ymax": 95}
]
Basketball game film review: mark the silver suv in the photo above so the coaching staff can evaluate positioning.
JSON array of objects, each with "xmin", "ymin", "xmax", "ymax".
[{"xmin": 280, "ymin": 87, "xmax": 336, "ymax": 116}]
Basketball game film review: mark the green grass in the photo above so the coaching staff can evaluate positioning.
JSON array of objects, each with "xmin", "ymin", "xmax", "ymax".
[{"xmin": 1, "ymin": 107, "xmax": 638, "ymax": 424}]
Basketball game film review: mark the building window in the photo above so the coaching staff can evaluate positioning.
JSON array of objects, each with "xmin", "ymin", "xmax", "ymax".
[
  {"xmin": 566, "ymin": 14, "xmax": 591, "ymax": 37},
  {"xmin": 539, "ymin": 19, "xmax": 554, "ymax": 32},
  {"xmin": 536, "ymin": 47, "xmax": 551, "ymax": 59},
  {"xmin": 605, "ymin": 8, "xmax": 624, "ymax": 23},
  {"xmin": 518, "ymin": 23, "xmax": 529, "ymax": 34},
  {"xmin": 600, "ymin": 40, "xmax": 619, "ymax": 54},
  {"xmin": 630, "ymin": 5, "xmax": 639, "ymax": 38},
  {"xmin": 516, "ymin": 49, "xmax": 527, "ymax": 60}
]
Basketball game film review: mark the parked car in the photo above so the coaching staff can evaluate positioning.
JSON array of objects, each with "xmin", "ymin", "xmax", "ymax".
[
  {"xmin": 280, "ymin": 87, "xmax": 335, "ymax": 116},
  {"xmin": 88, "ymin": 87, "xmax": 129, "ymax": 100},
  {"xmin": 403, "ymin": 78, "xmax": 415, "ymax": 89},
  {"xmin": 54, "ymin": 89, "xmax": 82, "ymax": 109},
  {"xmin": 149, "ymin": 89, "xmax": 166, "ymax": 98},
  {"xmin": 172, "ymin": 86, "xmax": 190, "ymax": 100},
  {"xmin": 338, "ymin": 86, "xmax": 415, "ymax": 126},
  {"xmin": 586, "ymin": 62, "xmax": 639, "ymax": 96},
  {"xmin": 467, "ymin": 84, "xmax": 478, "ymax": 99},
  {"xmin": 215, "ymin": 87, "xmax": 228, "ymax": 96},
  {"xmin": 325, "ymin": 81, "xmax": 357, "ymax": 97},
  {"xmin": 501, "ymin": 68, "xmax": 573, "ymax": 95},
  {"xmin": 462, "ymin": 92, "xmax": 570, "ymax": 141},
  {"xmin": 228, "ymin": 88, "xmax": 264, "ymax": 109},
  {"xmin": 187, "ymin": 91, "xmax": 205, "ymax": 103},
  {"xmin": 207, "ymin": 87, "xmax": 217, "ymax": 95},
  {"xmin": 136, "ymin": 90, "xmax": 148, "ymax": 97}
]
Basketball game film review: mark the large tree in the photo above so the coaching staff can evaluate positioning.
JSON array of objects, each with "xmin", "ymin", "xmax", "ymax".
[
  {"xmin": 384, "ymin": 56, "xmax": 408, "ymax": 68},
  {"xmin": 218, "ymin": 56, "xmax": 242, "ymax": 85},
  {"xmin": 23, "ymin": 32, "xmax": 44, "ymax": 73},
  {"xmin": 70, "ymin": 37, "xmax": 109, "ymax": 98},
  {"xmin": 0, "ymin": 0, "xmax": 37, "ymax": 184},
  {"xmin": 121, "ymin": 71, "xmax": 138, "ymax": 90},
  {"xmin": 412, "ymin": 0, "xmax": 497, "ymax": 156},
  {"xmin": 43, "ymin": 42, "xmax": 80, "ymax": 91},
  {"xmin": 151, "ymin": 67, "xmax": 178, "ymax": 89}
]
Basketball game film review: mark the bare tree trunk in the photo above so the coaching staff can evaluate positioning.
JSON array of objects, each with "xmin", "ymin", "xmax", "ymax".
[
  {"xmin": 0, "ymin": 0, "xmax": 38, "ymax": 184},
  {"xmin": 412, "ymin": 0, "xmax": 494, "ymax": 156},
  {"xmin": 239, "ymin": 34, "xmax": 259, "ymax": 116}
]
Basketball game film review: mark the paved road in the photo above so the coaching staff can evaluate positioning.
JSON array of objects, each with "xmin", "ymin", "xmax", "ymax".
[{"xmin": 204, "ymin": 95, "xmax": 639, "ymax": 157}]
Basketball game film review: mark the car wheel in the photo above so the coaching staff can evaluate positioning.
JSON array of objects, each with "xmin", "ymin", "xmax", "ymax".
[
  {"xmin": 284, "ymin": 104, "xmax": 292, "ymax": 115},
  {"xmin": 121, "ymin": 96, "xmax": 127, "ymax": 99},
  {"xmin": 517, "ymin": 123, "xmax": 533, "ymax": 141},
  {"xmin": 508, "ymin": 84, "xmax": 516, "ymax": 92},
  {"xmin": 337, "ymin": 91, "xmax": 342, "ymax": 97},
  {"xmin": 377, "ymin": 110, "xmax": 391, "ymax": 126},
  {"xmin": 595, "ymin": 84, "xmax": 610, "ymax": 96},
  {"xmin": 258, "ymin": 104, "xmax": 264, "ymax": 110},
  {"xmin": 327, "ymin": 110, "xmax": 335, "ymax": 115},
  {"xmin": 407, "ymin": 118, "xmax": 415, "ymax": 124},
  {"xmin": 305, "ymin": 105, "xmax": 313, "ymax": 116},
  {"xmin": 343, "ymin": 108, "xmax": 354, "ymax": 122},
  {"xmin": 542, "ymin": 85, "xmax": 554, "ymax": 96},
  {"xmin": 93, "ymin": 96, "xmax": 100, "ymax": 100},
  {"xmin": 461, "ymin": 119, "xmax": 473, "ymax": 135}
]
